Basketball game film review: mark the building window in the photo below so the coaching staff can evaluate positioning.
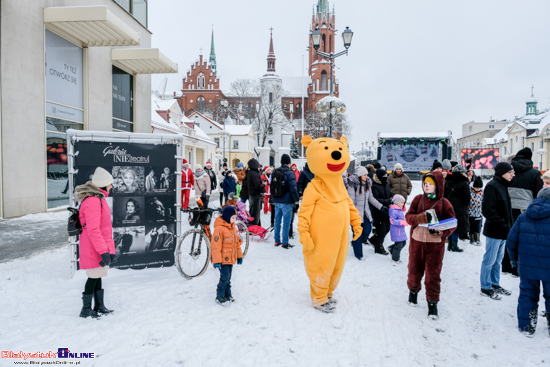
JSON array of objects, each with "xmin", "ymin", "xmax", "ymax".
[
  {"xmin": 233, "ymin": 140, "xmax": 239, "ymax": 149},
  {"xmin": 246, "ymin": 103, "xmax": 255, "ymax": 118},
  {"xmin": 197, "ymin": 96, "xmax": 206, "ymax": 112},
  {"xmin": 197, "ymin": 73, "xmax": 205, "ymax": 89},
  {"xmin": 114, "ymin": 0, "xmax": 148, "ymax": 28},
  {"xmin": 269, "ymin": 112, "xmax": 273, "ymax": 119},
  {"xmin": 531, "ymin": 142, "xmax": 535, "ymax": 151},
  {"xmin": 214, "ymin": 138, "xmax": 220, "ymax": 146},
  {"xmin": 321, "ymin": 71, "xmax": 327, "ymax": 91},
  {"xmin": 296, "ymin": 103, "xmax": 302, "ymax": 117},
  {"xmin": 112, "ymin": 66, "xmax": 134, "ymax": 132},
  {"xmin": 269, "ymin": 92, "xmax": 273, "ymax": 103},
  {"xmin": 45, "ymin": 30, "xmax": 84, "ymax": 208}
]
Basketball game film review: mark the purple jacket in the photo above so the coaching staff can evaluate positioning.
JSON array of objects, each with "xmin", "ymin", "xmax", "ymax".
[{"xmin": 389, "ymin": 205, "xmax": 408, "ymax": 242}]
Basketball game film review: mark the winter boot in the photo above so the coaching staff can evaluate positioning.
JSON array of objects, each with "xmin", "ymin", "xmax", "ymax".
[
  {"xmin": 450, "ymin": 239, "xmax": 464, "ymax": 253},
  {"xmin": 215, "ymin": 296, "xmax": 230, "ymax": 307},
  {"xmin": 374, "ymin": 243, "xmax": 389, "ymax": 255},
  {"xmin": 475, "ymin": 233, "xmax": 482, "ymax": 246},
  {"xmin": 80, "ymin": 293, "xmax": 100, "ymax": 319},
  {"xmin": 327, "ymin": 297, "xmax": 338, "ymax": 304},
  {"xmin": 427, "ymin": 301, "xmax": 439, "ymax": 320},
  {"xmin": 469, "ymin": 234, "xmax": 475, "ymax": 245},
  {"xmin": 314, "ymin": 302, "xmax": 336, "ymax": 313},
  {"xmin": 492, "ymin": 285, "xmax": 511, "ymax": 296},
  {"xmin": 447, "ymin": 238, "xmax": 452, "ymax": 251},
  {"xmin": 480, "ymin": 288, "xmax": 501, "ymax": 300},
  {"xmin": 520, "ymin": 310, "xmax": 538, "ymax": 337},
  {"xmin": 408, "ymin": 290, "xmax": 419, "ymax": 306},
  {"xmin": 93, "ymin": 289, "xmax": 113, "ymax": 314}
]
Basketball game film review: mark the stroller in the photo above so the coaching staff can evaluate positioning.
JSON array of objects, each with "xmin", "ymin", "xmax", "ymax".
[{"xmin": 235, "ymin": 201, "xmax": 271, "ymax": 241}]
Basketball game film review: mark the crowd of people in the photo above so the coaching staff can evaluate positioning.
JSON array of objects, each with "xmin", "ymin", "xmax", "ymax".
[{"xmin": 74, "ymin": 147, "xmax": 550, "ymax": 337}]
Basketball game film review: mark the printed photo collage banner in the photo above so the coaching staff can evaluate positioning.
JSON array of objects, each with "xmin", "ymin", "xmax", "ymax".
[
  {"xmin": 74, "ymin": 141, "xmax": 178, "ymax": 269},
  {"xmin": 380, "ymin": 141, "xmax": 440, "ymax": 172}
]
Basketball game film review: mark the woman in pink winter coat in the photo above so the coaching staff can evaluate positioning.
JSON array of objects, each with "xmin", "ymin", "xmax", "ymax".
[{"xmin": 74, "ymin": 167, "xmax": 116, "ymax": 318}]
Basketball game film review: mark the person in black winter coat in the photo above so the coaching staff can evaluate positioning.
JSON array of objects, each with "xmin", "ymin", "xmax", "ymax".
[
  {"xmin": 297, "ymin": 163, "xmax": 315, "ymax": 197},
  {"xmin": 247, "ymin": 158, "xmax": 265, "ymax": 226},
  {"xmin": 204, "ymin": 163, "xmax": 217, "ymax": 193},
  {"xmin": 369, "ymin": 169, "xmax": 392, "ymax": 255},
  {"xmin": 444, "ymin": 165, "xmax": 471, "ymax": 252},
  {"xmin": 503, "ymin": 147, "xmax": 544, "ymax": 276},
  {"xmin": 480, "ymin": 162, "xmax": 515, "ymax": 300}
]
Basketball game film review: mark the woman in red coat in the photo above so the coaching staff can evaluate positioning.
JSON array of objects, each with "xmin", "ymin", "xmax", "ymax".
[
  {"xmin": 74, "ymin": 167, "xmax": 117, "ymax": 318},
  {"xmin": 405, "ymin": 170, "xmax": 456, "ymax": 320}
]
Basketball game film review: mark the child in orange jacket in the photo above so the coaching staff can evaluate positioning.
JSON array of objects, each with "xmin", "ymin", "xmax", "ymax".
[{"xmin": 211, "ymin": 206, "xmax": 243, "ymax": 306}]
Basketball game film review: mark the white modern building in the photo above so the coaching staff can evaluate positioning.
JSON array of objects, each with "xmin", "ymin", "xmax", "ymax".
[{"xmin": 0, "ymin": 0, "xmax": 177, "ymax": 218}]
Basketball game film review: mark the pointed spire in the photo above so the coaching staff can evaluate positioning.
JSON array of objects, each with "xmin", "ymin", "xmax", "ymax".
[
  {"xmin": 209, "ymin": 26, "xmax": 217, "ymax": 73},
  {"xmin": 266, "ymin": 28, "xmax": 276, "ymax": 73},
  {"xmin": 317, "ymin": 0, "xmax": 329, "ymax": 14}
]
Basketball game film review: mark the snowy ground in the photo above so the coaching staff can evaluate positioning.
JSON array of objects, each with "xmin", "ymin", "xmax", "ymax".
[{"xmin": 1, "ymin": 182, "xmax": 549, "ymax": 366}]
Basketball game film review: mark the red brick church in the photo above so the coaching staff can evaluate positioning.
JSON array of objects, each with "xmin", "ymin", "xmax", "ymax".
[{"xmin": 174, "ymin": 0, "xmax": 341, "ymax": 140}]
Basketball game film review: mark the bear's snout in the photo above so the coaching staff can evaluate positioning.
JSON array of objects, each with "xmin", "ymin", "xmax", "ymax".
[{"xmin": 331, "ymin": 151, "xmax": 342, "ymax": 161}]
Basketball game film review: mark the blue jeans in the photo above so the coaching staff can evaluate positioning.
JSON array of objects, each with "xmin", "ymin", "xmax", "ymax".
[
  {"xmin": 480, "ymin": 237, "xmax": 506, "ymax": 290},
  {"xmin": 449, "ymin": 231, "xmax": 459, "ymax": 242},
  {"xmin": 274, "ymin": 203, "xmax": 293, "ymax": 245},
  {"xmin": 351, "ymin": 218, "xmax": 372, "ymax": 259},
  {"xmin": 517, "ymin": 277, "xmax": 550, "ymax": 332},
  {"xmin": 216, "ymin": 264, "xmax": 233, "ymax": 299}
]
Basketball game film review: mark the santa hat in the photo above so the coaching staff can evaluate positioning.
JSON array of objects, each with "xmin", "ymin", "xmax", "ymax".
[
  {"xmin": 205, "ymin": 162, "xmax": 212, "ymax": 167},
  {"xmin": 182, "ymin": 159, "xmax": 188, "ymax": 165},
  {"xmin": 291, "ymin": 163, "xmax": 297, "ymax": 168}
]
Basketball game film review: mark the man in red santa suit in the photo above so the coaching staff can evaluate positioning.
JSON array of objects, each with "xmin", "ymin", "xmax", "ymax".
[{"xmin": 181, "ymin": 159, "xmax": 194, "ymax": 209}]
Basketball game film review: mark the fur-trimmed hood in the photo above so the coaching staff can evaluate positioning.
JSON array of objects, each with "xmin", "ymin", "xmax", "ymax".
[{"xmin": 74, "ymin": 182, "xmax": 106, "ymax": 202}]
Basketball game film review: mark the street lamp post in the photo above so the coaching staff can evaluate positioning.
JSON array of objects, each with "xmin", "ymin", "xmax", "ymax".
[
  {"xmin": 310, "ymin": 26, "xmax": 353, "ymax": 137},
  {"xmin": 220, "ymin": 99, "xmax": 230, "ymax": 167}
]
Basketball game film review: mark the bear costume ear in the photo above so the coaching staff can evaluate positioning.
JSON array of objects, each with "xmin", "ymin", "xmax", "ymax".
[
  {"xmin": 301, "ymin": 135, "xmax": 313, "ymax": 147},
  {"xmin": 340, "ymin": 136, "xmax": 348, "ymax": 145}
]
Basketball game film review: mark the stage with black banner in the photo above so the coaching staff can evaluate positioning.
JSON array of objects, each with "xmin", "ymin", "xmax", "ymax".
[{"xmin": 66, "ymin": 130, "xmax": 183, "ymax": 275}]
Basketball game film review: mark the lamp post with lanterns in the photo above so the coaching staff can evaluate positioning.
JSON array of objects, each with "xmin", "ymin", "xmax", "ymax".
[
  {"xmin": 220, "ymin": 99, "xmax": 230, "ymax": 167},
  {"xmin": 310, "ymin": 26, "xmax": 353, "ymax": 137}
]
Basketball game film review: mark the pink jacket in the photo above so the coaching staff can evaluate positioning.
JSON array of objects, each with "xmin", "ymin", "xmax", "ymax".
[{"xmin": 78, "ymin": 188, "xmax": 115, "ymax": 269}]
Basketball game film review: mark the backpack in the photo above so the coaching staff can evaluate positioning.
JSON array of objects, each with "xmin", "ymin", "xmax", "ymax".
[
  {"xmin": 67, "ymin": 197, "xmax": 101, "ymax": 236},
  {"xmin": 271, "ymin": 168, "xmax": 287, "ymax": 197}
]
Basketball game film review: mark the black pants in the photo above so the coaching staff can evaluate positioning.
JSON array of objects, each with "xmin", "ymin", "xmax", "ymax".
[
  {"xmin": 389, "ymin": 240, "xmax": 406, "ymax": 261},
  {"xmin": 84, "ymin": 277, "xmax": 102, "ymax": 295},
  {"xmin": 216, "ymin": 264, "xmax": 233, "ymax": 299},
  {"xmin": 372, "ymin": 217, "xmax": 390, "ymax": 250},
  {"xmin": 502, "ymin": 210, "xmax": 521, "ymax": 275},
  {"xmin": 289, "ymin": 203, "xmax": 298, "ymax": 237},
  {"xmin": 249, "ymin": 195, "xmax": 262, "ymax": 226},
  {"xmin": 219, "ymin": 192, "xmax": 225, "ymax": 207},
  {"xmin": 469, "ymin": 216, "xmax": 482, "ymax": 235}
]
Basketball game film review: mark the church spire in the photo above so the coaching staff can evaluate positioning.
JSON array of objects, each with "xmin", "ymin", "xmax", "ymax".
[
  {"xmin": 209, "ymin": 27, "xmax": 217, "ymax": 73},
  {"xmin": 266, "ymin": 28, "xmax": 276, "ymax": 73},
  {"xmin": 316, "ymin": 0, "xmax": 329, "ymax": 14},
  {"xmin": 526, "ymin": 85, "xmax": 538, "ymax": 116}
]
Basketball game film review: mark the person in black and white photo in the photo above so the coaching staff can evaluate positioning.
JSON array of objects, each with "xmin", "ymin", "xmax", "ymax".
[
  {"xmin": 145, "ymin": 169, "xmax": 157, "ymax": 192},
  {"xmin": 146, "ymin": 196, "xmax": 175, "ymax": 222},
  {"xmin": 159, "ymin": 167, "xmax": 174, "ymax": 191},
  {"xmin": 113, "ymin": 226, "xmax": 145, "ymax": 254},
  {"xmin": 112, "ymin": 166, "xmax": 144, "ymax": 194},
  {"xmin": 145, "ymin": 224, "xmax": 175, "ymax": 253}
]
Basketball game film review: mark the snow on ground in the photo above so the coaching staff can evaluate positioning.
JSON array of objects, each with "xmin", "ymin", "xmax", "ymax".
[{"xmin": 1, "ymin": 181, "xmax": 549, "ymax": 366}]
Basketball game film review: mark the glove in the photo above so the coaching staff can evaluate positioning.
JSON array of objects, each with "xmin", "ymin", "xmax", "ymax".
[
  {"xmin": 353, "ymin": 226, "xmax": 363, "ymax": 241},
  {"xmin": 428, "ymin": 229, "xmax": 440, "ymax": 235},
  {"xmin": 416, "ymin": 212, "xmax": 428, "ymax": 224},
  {"xmin": 237, "ymin": 258, "xmax": 243, "ymax": 265},
  {"xmin": 300, "ymin": 233, "xmax": 314, "ymax": 252},
  {"xmin": 99, "ymin": 252, "xmax": 111, "ymax": 267},
  {"xmin": 206, "ymin": 194, "xmax": 210, "ymax": 199},
  {"xmin": 400, "ymin": 220, "xmax": 409, "ymax": 226},
  {"xmin": 110, "ymin": 254, "xmax": 119, "ymax": 264},
  {"xmin": 248, "ymin": 216, "xmax": 255, "ymax": 222},
  {"xmin": 380, "ymin": 206, "xmax": 389, "ymax": 215},
  {"xmin": 425, "ymin": 211, "xmax": 433, "ymax": 223},
  {"xmin": 213, "ymin": 263, "xmax": 222, "ymax": 270},
  {"xmin": 511, "ymin": 261, "xmax": 518, "ymax": 269}
]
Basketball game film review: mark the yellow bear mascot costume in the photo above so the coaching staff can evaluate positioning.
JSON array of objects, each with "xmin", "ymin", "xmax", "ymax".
[{"xmin": 298, "ymin": 135, "xmax": 362, "ymax": 312}]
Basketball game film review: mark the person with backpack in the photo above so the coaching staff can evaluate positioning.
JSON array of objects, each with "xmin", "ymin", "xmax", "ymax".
[
  {"xmin": 272, "ymin": 154, "xmax": 300, "ymax": 249},
  {"xmin": 347, "ymin": 166, "xmax": 386, "ymax": 260},
  {"xmin": 247, "ymin": 158, "xmax": 265, "ymax": 226},
  {"xmin": 444, "ymin": 165, "xmax": 471, "ymax": 252},
  {"xmin": 73, "ymin": 167, "xmax": 117, "ymax": 318}
]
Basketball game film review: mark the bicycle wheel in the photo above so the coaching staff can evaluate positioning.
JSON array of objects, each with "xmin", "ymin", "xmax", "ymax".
[
  {"xmin": 235, "ymin": 220, "xmax": 250, "ymax": 258},
  {"xmin": 175, "ymin": 229, "xmax": 211, "ymax": 279}
]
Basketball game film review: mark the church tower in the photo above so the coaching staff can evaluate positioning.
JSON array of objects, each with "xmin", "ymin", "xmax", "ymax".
[
  {"xmin": 526, "ymin": 85, "xmax": 537, "ymax": 116},
  {"xmin": 307, "ymin": 0, "xmax": 338, "ymax": 111},
  {"xmin": 209, "ymin": 28, "xmax": 217, "ymax": 73}
]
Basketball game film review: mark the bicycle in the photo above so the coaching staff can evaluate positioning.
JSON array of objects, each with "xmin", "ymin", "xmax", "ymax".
[{"xmin": 175, "ymin": 201, "xmax": 250, "ymax": 279}]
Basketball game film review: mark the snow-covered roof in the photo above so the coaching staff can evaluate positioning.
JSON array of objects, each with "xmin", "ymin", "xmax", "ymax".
[
  {"xmin": 151, "ymin": 110, "xmax": 180, "ymax": 134},
  {"xmin": 152, "ymin": 98, "xmax": 178, "ymax": 111},
  {"xmin": 379, "ymin": 132, "xmax": 450, "ymax": 139},
  {"xmin": 188, "ymin": 111, "xmax": 223, "ymax": 130},
  {"xmin": 482, "ymin": 123, "xmax": 512, "ymax": 145},
  {"xmin": 223, "ymin": 125, "xmax": 253, "ymax": 136},
  {"xmin": 194, "ymin": 124, "xmax": 214, "ymax": 142}
]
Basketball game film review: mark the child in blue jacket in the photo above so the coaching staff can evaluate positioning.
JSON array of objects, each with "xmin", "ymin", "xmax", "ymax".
[
  {"xmin": 221, "ymin": 171, "xmax": 237, "ymax": 202},
  {"xmin": 506, "ymin": 187, "xmax": 550, "ymax": 337},
  {"xmin": 388, "ymin": 195, "xmax": 409, "ymax": 263}
]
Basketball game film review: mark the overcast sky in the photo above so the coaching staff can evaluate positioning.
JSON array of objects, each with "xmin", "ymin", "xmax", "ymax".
[{"xmin": 149, "ymin": 0, "xmax": 550, "ymax": 153}]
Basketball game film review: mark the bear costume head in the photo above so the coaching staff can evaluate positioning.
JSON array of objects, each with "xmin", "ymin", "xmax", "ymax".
[{"xmin": 301, "ymin": 135, "xmax": 350, "ymax": 177}]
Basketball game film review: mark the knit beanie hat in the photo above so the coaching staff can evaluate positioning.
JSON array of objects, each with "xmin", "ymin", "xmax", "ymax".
[
  {"xmin": 356, "ymin": 166, "xmax": 368, "ymax": 177},
  {"xmin": 537, "ymin": 187, "xmax": 550, "ymax": 200},
  {"xmin": 238, "ymin": 162, "xmax": 244, "ymax": 168},
  {"xmin": 392, "ymin": 194, "xmax": 405, "ymax": 205},
  {"xmin": 222, "ymin": 206, "xmax": 237, "ymax": 223},
  {"xmin": 473, "ymin": 176, "xmax": 483, "ymax": 188},
  {"xmin": 195, "ymin": 164, "xmax": 203, "ymax": 170},
  {"xmin": 516, "ymin": 147, "xmax": 533, "ymax": 160},
  {"xmin": 450, "ymin": 161, "xmax": 459, "ymax": 168},
  {"xmin": 91, "ymin": 167, "xmax": 113, "ymax": 188},
  {"xmin": 373, "ymin": 162, "xmax": 382, "ymax": 169},
  {"xmin": 494, "ymin": 162, "xmax": 513, "ymax": 177},
  {"xmin": 442, "ymin": 159, "xmax": 452, "ymax": 170},
  {"xmin": 375, "ymin": 169, "xmax": 387, "ymax": 180},
  {"xmin": 543, "ymin": 170, "xmax": 550, "ymax": 180},
  {"xmin": 424, "ymin": 176, "xmax": 436, "ymax": 187},
  {"xmin": 453, "ymin": 165, "xmax": 466, "ymax": 174},
  {"xmin": 432, "ymin": 160, "xmax": 442, "ymax": 170},
  {"xmin": 394, "ymin": 163, "xmax": 403, "ymax": 170},
  {"xmin": 281, "ymin": 154, "xmax": 291, "ymax": 165}
]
